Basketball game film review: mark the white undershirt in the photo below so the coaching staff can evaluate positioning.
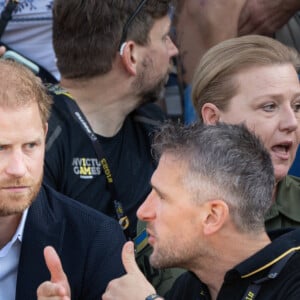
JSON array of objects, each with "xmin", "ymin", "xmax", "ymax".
[{"xmin": 0, "ymin": 209, "xmax": 28, "ymax": 300}]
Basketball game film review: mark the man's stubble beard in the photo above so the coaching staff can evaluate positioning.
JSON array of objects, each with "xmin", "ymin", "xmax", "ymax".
[
  {"xmin": 0, "ymin": 174, "xmax": 42, "ymax": 217},
  {"xmin": 133, "ymin": 56, "xmax": 170, "ymax": 105}
]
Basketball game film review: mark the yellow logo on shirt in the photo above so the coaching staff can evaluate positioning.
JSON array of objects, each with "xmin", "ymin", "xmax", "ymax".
[{"xmin": 72, "ymin": 157, "xmax": 101, "ymax": 179}]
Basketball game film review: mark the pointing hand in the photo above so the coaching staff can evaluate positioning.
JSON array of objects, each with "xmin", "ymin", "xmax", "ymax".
[
  {"xmin": 102, "ymin": 241, "xmax": 157, "ymax": 300},
  {"xmin": 37, "ymin": 246, "xmax": 71, "ymax": 300}
]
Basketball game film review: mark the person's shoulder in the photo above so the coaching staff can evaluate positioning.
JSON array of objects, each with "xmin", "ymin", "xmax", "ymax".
[
  {"xmin": 42, "ymin": 183, "xmax": 122, "ymax": 230},
  {"xmin": 46, "ymin": 84, "xmax": 73, "ymax": 111},
  {"xmin": 133, "ymin": 103, "xmax": 167, "ymax": 126},
  {"xmin": 166, "ymin": 272, "xmax": 204, "ymax": 299},
  {"xmin": 269, "ymin": 227, "xmax": 300, "ymax": 241},
  {"xmin": 284, "ymin": 175, "xmax": 300, "ymax": 186},
  {"xmin": 34, "ymin": 185, "xmax": 126, "ymax": 299},
  {"xmin": 42, "ymin": 183, "xmax": 103, "ymax": 217},
  {"xmin": 276, "ymin": 247, "xmax": 300, "ymax": 298},
  {"xmin": 45, "ymin": 84, "xmax": 78, "ymax": 149},
  {"xmin": 277, "ymin": 175, "xmax": 300, "ymax": 198},
  {"xmin": 172, "ymin": 271, "xmax": 198, "ymax": 286},
  {"xmin": 267, "ymin": 177, "xmax": 300, "ymax": 230}
]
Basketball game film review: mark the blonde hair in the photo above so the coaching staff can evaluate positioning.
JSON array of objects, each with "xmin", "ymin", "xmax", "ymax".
[{"xmin": 192, "ymin": 35, "xmax": 300, "ymax": 122}]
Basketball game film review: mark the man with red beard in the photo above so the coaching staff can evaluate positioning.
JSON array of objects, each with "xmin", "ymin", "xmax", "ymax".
[{"xmin": 0, "ymin": 60, "xmax": 126, "ymax": 300}]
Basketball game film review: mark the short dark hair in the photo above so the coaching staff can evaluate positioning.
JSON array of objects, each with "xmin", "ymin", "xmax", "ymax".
[
  {"xmin": 152, "ymin": 121, "xmax": 275, "ymax": 233},
  {"xmin": 53, "ymin": 0, "xmax": 171, "ymax": 79}
]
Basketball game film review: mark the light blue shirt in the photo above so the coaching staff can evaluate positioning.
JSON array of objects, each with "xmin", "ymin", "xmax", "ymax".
[{"xmin": 0, "ymin": 209, "xmax": 28, "ymax": 300}]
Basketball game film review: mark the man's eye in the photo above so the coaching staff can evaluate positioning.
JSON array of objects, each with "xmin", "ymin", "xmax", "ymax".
[
  {"xmin": 26, "ymin": 143, "xmax": 37, "ymax": 149},
  {"xmin": 293, "ymin": 102, "xmax": 300, "ymax": 113},
  {"xmin": 262, "ymin": 103, "xmax": 276, "ymax": 112}
]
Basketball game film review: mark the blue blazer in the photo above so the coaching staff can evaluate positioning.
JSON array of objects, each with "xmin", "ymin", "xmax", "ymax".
[{"xmin": 15, "ymin": 184, "xmax": 126, "ymax": 300}]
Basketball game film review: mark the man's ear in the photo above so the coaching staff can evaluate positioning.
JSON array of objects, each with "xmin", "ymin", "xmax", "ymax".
[
  {"xmin": 120, "ymin": 41, "xmax": 139, "ymax": 76},
  {"xmin": 201, "ymin": 103, "xmax": 221, "ymax": 125},
  {"xmin": 202, "ymin": 200, "xmax": 229, "ymax": 235}
]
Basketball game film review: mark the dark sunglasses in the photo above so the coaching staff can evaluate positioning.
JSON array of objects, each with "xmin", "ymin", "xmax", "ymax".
[{"xmin": 118, "ymin": 0, "xmax": 148, "ymax": 54}]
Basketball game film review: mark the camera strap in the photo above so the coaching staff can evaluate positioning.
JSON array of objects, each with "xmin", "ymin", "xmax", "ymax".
[
  {"xmin": 60, "ymin": 91, "xmax": 131, "ymax": 240},
  {"xmin": 0, "ymin": 0, "xmax": 18, "ymax": 38}
]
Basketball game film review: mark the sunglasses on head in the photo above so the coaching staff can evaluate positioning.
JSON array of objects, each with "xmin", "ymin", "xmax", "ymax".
[{"xmin": 118, "ymin": 0, "xmax": 148, "ymax": 55}]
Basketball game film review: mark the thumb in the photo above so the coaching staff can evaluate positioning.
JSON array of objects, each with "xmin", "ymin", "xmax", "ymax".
[
  {"xmin": 0, "ymin": 46, "xmax": 6, "ymax": 56},
  {"xmin": 122, "ymin": 241, "xmax": 142, "ymax": 275},
  {"xmin": 44, "ymin": 246, "xmax": 68, "ymax": 283}
]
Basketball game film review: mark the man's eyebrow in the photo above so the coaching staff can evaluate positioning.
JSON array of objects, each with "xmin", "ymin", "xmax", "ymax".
[
  {"xmin": 25, "ymin": 134, "xmax": 44, "ymax": 143},
  {"xmin": 29, "ymin": 137, "xmax": 43, "ymax": 144}
]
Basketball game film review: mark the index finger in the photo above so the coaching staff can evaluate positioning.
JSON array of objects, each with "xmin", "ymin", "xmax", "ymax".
[{"xmin": 44, "ymin": 246, "xmax": 67, "ymax": 283}]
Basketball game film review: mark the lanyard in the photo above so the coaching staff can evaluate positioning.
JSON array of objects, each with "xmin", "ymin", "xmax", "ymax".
[
  {"xmin": 241, "ymin": 250, "xmax": 296, "ymax": 300},
  {"xmin": 63, "ymin": 94, "xmax": 131, "ymax": 239}
]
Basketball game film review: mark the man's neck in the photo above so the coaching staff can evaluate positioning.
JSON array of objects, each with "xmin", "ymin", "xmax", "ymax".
[
  {"xmin": 0, "ymin": 214, "xmax": 22, "ymax": 249},
  {"xmin": 60, "ymin": 74, "xmax": 141, "ymax": 137},
  {"xmin": 191, "ymin": 231, "xmax": 271, "ymax": 300}
]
